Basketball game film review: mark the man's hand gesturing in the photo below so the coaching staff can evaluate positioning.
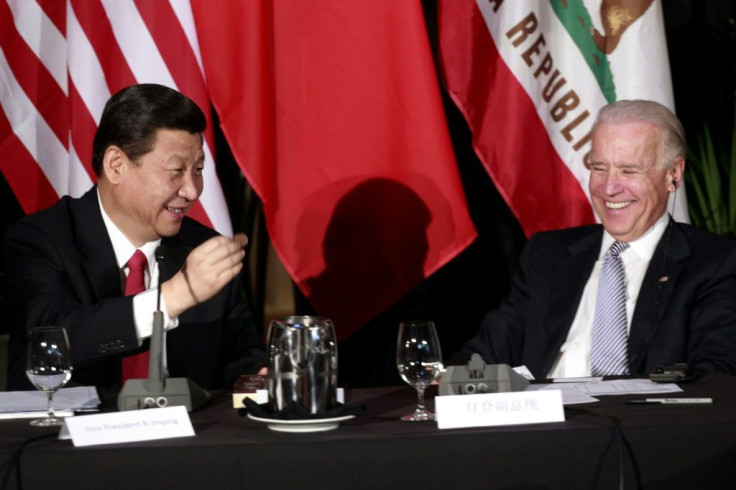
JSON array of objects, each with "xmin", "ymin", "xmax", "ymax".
[{"xmin": 162, "ymin": 233, "xmax": 248, "ymax": 318}]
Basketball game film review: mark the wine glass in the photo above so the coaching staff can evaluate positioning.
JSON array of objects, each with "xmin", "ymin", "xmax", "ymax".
[
  {"xmin": 396, "ymin": 320, "xmax": 443, "ymax": 421},
  {"xmin": 25, "ymin": 326, "xmax": 73, "ymax": 427}
]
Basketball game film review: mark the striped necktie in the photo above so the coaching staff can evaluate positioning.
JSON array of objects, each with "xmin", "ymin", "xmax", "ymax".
[
  {"xmin": 121, "ymin": 250, "xmax": 149, "ymax": 381},
  {"xmin": 590, "ymin": 241, "xmax": 630, "ymax": 376}
]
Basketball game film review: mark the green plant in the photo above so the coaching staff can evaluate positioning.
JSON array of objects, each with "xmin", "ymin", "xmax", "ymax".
[{"xmin": 685, "ymin": 120, "xmax": 736, "ymax": 240}]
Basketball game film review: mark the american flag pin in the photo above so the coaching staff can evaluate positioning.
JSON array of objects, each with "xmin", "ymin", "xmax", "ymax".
[{"xmin": 658, "ymin": 276, "xmax": 669, "ymax": 283}]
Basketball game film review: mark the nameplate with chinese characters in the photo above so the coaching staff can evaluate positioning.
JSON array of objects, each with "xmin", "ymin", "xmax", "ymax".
[
  {"xmin": 59, "ymin": 406, "xmax": 194, "ymax": 447},
  {"xmin": 435, "ymin": 390, "xmax": 565, "ymax": 429}
]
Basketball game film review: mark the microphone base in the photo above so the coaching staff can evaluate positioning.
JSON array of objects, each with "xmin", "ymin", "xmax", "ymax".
[
  {"xmin": 438, "ymin": 356, "xmax": 530, "ymax": 396},
  {"xmin": 117, "ymin": 377, "xmax": 210, "ymax": 412}
]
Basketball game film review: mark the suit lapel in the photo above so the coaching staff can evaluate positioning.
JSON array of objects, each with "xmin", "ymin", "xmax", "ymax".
[
  {"xmin": 73, "ymin": 188, "xmax": 123, "ymax": 300},
  {"xmin": 629, "ymin": 220, "xmax": 690, "ymax": 368},
  {"xmin": 539, "ymin": 228, "xmax": 602, "ymax": 374},
  {"xmin": 161, "ymin": 234, "xmax": 190, "ymax": 282}
]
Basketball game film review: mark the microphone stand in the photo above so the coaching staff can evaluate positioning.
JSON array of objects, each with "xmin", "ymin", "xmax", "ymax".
[{"xmin": 117, "ymin": 247, "xmax": 210, "ymax": 412}]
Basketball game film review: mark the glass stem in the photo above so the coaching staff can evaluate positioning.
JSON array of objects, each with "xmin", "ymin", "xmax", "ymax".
[
  {"xmin": 46, "ymin": 392, "xmax": 55, "ymax": 418},
  {"xmin": 415, "ymin": 385, "xmax": 426, "ymax": 414}
]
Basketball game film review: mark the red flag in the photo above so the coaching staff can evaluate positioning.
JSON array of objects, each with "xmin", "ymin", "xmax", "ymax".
[
  {"xmin": 438, "ymin": 1, "xmax": 686, "ymax": 237},
  {"xmin": 0, "ymin": 0, "xmax": 231, "ymax": 234},
  {"xmin": 192, "ymin": 0, "xmax": 477, "ymax": 339}
]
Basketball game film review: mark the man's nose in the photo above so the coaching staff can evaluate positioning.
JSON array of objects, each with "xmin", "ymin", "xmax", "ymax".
[
  {"xmin": 603, "ymin": 170, "xmax": 624, "ymax": 194},
  {"xmin": 178, "ymin": 172, "xmax": 202, "ymax": 200}
]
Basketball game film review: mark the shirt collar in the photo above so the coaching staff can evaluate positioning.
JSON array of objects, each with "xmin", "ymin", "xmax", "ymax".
[
  {"xmin": 599, "ymin": 212, "xmax": 670, "ymax": 262},
  {"xmin": 97, "ymin": 189, "xmax": 161, "ymax": 270}
]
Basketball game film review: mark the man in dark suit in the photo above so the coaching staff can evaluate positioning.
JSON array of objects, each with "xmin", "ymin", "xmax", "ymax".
[
  {"xmin": 3, "ymin": 84, "xmax": 266, "ymax": 394},
  {"xmin": 456, "ymin": 100, "xmax": 736, "ymax": 379}
]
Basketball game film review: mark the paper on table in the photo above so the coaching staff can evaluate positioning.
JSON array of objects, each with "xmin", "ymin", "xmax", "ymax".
[
  {"xmin": 513, "ymin": 365, "xmax": 535, "ymax": 380},
  {"xmin": 502, "ymin": 366, "xmax": 594, "ymax": 404},
  {"xmin": 472, "ymin": 366, "xmax": 681, "ymax": 404},
  {"xmin": 527, "ymin": 379, "xmax": 683, "ymax": 397},
  {"xmin": 0, "ymin": 410, "xmax": 75, "ymax": 420},
  {"xmin": 0, "ymin": 386, "xmax": 100, "ymax": 419},
  {"xmin": 553, "ymin": 377, "xmax": 603, "ymax": 383},
  {"xmin": 542, "ymin": 390, "xmax": 600, "ymax": 405}
]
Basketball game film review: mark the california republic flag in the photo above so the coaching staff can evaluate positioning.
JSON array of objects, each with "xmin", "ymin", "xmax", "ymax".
[{"xmin": 439, "ymin": 0, "xmax": 687, "ymax": 237}]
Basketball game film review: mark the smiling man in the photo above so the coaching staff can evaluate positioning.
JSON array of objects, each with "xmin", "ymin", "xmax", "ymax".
[
  {"xmin": 3, "ymin": 84, "xmax": 266, "ymax": 395},
  {"xmin": 454, "ymin": 100, "xmax": 736, "ymax": 378}
]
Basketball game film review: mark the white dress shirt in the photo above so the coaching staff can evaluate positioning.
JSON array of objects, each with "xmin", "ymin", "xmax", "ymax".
[
  {"xmin": 547, "ymin": 213, "xmax": 671, "ymax": 378},
  {"xmin": 97, "ymin": 191, "xmax": 179, "ymax": 345}
]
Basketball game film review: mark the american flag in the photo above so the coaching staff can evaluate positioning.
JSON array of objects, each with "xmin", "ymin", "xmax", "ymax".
[{"xmin": 0, "ymin": 0, "xmax": 231, "ymax": 234}]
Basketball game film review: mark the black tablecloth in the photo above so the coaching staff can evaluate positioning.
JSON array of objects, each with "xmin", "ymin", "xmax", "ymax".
[{"xmin": 2, "ymin": 374, "xmax": 736, "ymax": 489}]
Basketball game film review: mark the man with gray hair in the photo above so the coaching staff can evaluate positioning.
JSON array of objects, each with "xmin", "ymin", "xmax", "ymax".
[{"xmin": 455, "ymin": 99, "xmax": 736, "ymax": 378}]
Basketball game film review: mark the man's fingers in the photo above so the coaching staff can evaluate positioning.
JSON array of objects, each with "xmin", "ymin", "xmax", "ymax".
[
  {"xmin": 233, "ymin": 233, "xmax": 248, "ymax": 248},
  {"xmin": 196, "ymin": 234, "xmax": 247, "ymax": 255},
  {"xmin": 181, "ymin": 234, "xmax": 249, "ymax": 303},
  {"xmin": 191, "ymin": 235, "xmax": 247, "ymax": 268}
]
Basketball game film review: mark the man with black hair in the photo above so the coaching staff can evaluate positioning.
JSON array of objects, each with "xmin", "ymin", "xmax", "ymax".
[{"xmin": 3, "ymin": 84, "xmax": 266, "ymax": 395}]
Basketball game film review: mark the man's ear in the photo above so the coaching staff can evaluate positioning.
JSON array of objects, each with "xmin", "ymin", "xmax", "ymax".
[
  {"xmin": 102, "ymin": 146, "xmax": 126, "ymax": 185},
  {"xmin": 668, "ymin": 157, "xmax": 685, "ymax": 193}
]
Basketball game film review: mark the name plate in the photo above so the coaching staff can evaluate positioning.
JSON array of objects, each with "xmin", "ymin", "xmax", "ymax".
[
  {"xmin": 435, "ymin": 390, "xmax": 565, "ymax": 430},
  {"xmin": 59, "ymin": 406, "xmax": 194, "ymax": 447}
]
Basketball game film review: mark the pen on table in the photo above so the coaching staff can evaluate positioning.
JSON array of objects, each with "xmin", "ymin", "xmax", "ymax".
[
  {"xmin": 73, "ymin": 408, "xmax": 101, "ymax": 414},
  {"xmin": 626, "ymin": 397, "xmax": 713, "ymax": 405}
]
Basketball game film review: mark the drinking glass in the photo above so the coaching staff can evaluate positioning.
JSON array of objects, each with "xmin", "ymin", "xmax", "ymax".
[
  {"xmin": 396, "ymin": 320, "xmax": 443, "ymax": 421},
  {"xmin": 25, "ymin": 326, "xmax": 73, "ymax": 427}
]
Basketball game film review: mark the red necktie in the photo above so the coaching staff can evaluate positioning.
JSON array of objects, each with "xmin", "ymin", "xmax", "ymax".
[{"xmin": 121, "ymin": 250, "xmax": 149, "ymax": 381}]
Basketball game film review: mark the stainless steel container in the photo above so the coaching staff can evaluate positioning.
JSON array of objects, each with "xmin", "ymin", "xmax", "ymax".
[{"xmin": 267, "ymin": 316, "xmax": 338, "ymax": 413}]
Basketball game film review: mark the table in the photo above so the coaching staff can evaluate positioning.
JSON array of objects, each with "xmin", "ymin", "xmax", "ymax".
[{"xmin": 2, "ymin": 374, "xmax": 736, "ymax": 489}]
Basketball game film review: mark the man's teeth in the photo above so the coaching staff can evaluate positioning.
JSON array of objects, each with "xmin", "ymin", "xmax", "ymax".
[
  {"xmin": 167, "ymin": 207, "xmax": 183, "ymax": 214},
  {"xmin": 606, "ymin": 201, "xmax": 631, "ymax": 210}
]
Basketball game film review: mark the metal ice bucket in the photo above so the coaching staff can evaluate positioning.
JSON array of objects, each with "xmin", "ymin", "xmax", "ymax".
[{"xmin": 267, "ymin": 316, "xmax": 338, "ymax": 414}]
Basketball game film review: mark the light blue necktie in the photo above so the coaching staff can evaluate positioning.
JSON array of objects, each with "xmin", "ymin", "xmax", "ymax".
[{"xmin": 590, "ymin": 241, "xmax": 630, "ymax": 376}]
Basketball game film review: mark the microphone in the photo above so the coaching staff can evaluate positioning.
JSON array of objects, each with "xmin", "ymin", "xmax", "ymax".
[
  {"xmin": 146, "ymin": 246, "xmax": 167, "ymax": 393},
  {"xmin": 117, "ymin": 246, "xmax": 210, "ymax": 412}
]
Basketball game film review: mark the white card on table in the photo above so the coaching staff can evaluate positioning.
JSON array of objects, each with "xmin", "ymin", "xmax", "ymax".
[
  {"xmin": 59, "ymin": 405, "xmax": 194, "ymax": 447},
  {"xmin": 435, "ymin": 389, "xmax": 565, "ymax": 430}
]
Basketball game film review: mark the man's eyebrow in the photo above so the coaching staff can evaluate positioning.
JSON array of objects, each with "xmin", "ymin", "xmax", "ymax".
[
  {"xmin": 165, "ymin": 153, "xmax": 205, "ymax": 164},
  {"xmin": 586, "ymin": 160, "xmax": 645, "ymax": 169},
  {"xmin": 618, "ymin": 162, "xmax": 648, "ymax": 170}
]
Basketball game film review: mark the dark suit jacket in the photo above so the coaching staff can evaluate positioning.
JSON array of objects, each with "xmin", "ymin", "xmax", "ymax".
[
  {"xmin": 3, "ymin": 188, "xmax": 266, "ymax": 392},
  {"xmin": 456, "ymin": 220, "xmax": 736, "ymax": 378}
]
